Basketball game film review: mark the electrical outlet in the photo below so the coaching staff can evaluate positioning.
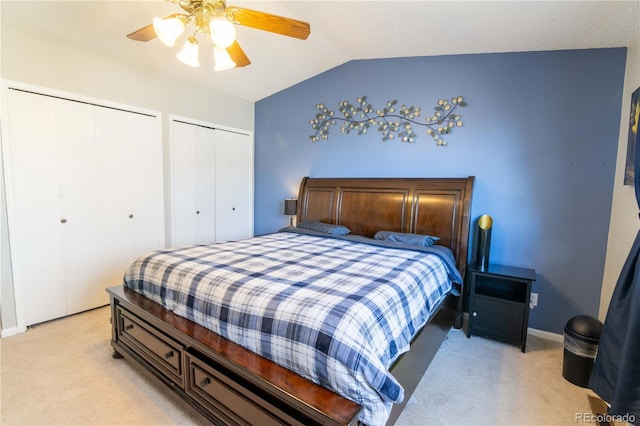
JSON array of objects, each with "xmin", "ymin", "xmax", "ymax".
[{"xmin": 530, "ymin": 292, "xmax": 539, "ymax": 309}]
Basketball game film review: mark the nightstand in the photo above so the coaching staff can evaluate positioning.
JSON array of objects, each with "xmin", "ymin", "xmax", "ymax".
[{"xmin": 467, "ymin": 263, "xmax": 536, "ymax": 352}]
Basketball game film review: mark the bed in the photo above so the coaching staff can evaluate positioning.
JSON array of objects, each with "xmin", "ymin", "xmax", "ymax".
[{"xmin": 108, "ymin": 176, "xmax": 474, "ymax": 426}]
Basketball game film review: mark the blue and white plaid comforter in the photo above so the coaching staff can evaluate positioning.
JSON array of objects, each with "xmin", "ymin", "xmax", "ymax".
[{"xmin": 123, "ymin": 230, "xmax": 461, "ymax": 425}]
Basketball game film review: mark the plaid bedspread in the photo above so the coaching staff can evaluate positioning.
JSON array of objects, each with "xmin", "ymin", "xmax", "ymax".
[{"xmin": 123, "ymin": 230, "xmax": 459, "ymax": 425}]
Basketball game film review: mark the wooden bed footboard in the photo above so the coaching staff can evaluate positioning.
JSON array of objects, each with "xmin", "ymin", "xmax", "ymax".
[
  {"xmin": 108, "ymin": 285, "xmax": 459, "ymax": 426},
  {"xmin": 108, "ymin": 285, "xmax": 363, "ymax": 426}
]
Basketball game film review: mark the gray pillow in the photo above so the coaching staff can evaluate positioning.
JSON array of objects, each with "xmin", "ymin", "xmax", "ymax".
[
  {"xmin": 297, "ymin": 221, "xmax": 351, "ymax": 235},
  {"xmin": 374, "ymin": 231, "xmax": 440, "ymax": 247}
]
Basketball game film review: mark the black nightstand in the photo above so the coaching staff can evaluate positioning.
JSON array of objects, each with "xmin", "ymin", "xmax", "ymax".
[{"xmin": 467, "ymin": 263, "xmax": 536, "ymax": 352}]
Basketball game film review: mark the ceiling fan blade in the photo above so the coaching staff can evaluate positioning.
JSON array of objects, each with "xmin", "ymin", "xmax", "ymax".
[
  {"xmin": 127, "ymin": 23, "xmax": 157, "ymax": 42},
  {"xmin": 126, "ymin": 14, "xmax": 184, "ymax": 42},
  {"xmin": 227, "ymin": 41, "xmax": 251, "ymax": 67},
  {"xmin": 226, "ymin": 6, "xmax": 310, "ymax": 40}
]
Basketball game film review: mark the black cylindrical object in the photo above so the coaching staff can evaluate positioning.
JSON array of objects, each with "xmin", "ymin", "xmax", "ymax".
[
  {"xmin": 476, "ymin": 214, "xmax": 493, "ymax": 268},
  {"xmin": 562, "ymin": 315, "xmax": 603, "ymax": 387}
]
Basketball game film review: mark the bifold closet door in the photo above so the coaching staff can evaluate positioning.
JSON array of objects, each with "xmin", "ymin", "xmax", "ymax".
[
  {"xmin": 171, "ymin": 121, "xmax": 216, "ymax": 247},
  {"xmin": 5, "ymin": 90, "xmax": 68, "ymax": 325},
  {"xmin": 4, "ymin": 88, "xmax": 164, "ymax": 326},
  {"xmin": 54, "ymin": 100, "xmax": 103, "ymax": 315},
  {"xmin": 195, "ymin": 128, "xmax": 216, "ymax": 244},
  {"xmin": 95, "ymin": 107, "xmax": 164, "ymax": 289},
  {"xmin": 5, "ymin": 90, "xmax": 101, "ymax": 324},
  {"xmin": 214, "ymin": 129, "xmax": 253, "ymax": 242}
]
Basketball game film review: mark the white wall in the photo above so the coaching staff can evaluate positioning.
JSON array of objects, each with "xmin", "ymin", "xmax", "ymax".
[
  {"xmin": 0, "ymin": 24, "xmax": 254, "ymax": 333},
  {"xmin": 600, "ymin": 33, "xmax": 640, "ymax": 320}
]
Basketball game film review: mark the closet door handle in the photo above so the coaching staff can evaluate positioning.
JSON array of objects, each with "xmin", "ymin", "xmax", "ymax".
[
  {"xmin": 128, "ymin": 214, "xmax": 134, "ymax": 219},
  {"xmin": 60, "ymin": 218, "xmax": 67, "ymax": 224},
  {"xmin": 196, "ymin": 210, "xmax": 200, "ymax": 214}
]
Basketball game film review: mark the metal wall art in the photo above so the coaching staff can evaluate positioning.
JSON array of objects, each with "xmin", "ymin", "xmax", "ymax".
[{"xmin": 309, "ymin": 96, "xmax": 467, "ymax": 145}]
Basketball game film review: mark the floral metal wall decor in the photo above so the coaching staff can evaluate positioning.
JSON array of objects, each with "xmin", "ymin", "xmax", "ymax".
[{"xmin": 309, "ymin": 96, "xmax": 467, "ymax": 145}]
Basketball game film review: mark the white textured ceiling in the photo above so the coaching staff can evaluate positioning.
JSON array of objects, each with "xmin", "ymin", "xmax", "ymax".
[{"xmin": 2, "ymin": 0, "xmax": 639, "ymax": 101}]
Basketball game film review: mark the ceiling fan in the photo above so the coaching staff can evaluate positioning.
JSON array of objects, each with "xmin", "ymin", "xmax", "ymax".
[{"xmin": 127, "ymin": 0, "xmax": 310, "ymax": 70}]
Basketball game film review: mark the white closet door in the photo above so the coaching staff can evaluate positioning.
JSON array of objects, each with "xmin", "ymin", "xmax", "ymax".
[
  {"xmin": 95, "ymin": 108, "xmax": 136, "ymax": 288},
  {"xmin": 171, "ymin": 121, "xmax": 198, "ymax": 247},
  {"xmin": 119, "ymin": 111, "xmax": 164, "ymax": 256},
  {"xmin": 5, "ymin": 90, "xmax": 67, "ymax": 325},
  {"xmin": 195, "ymin": 126, "xmax": 216, "ymax": 244},
  {"xmin": 4, "ymin": 86, "xmax": 163, "ymax": 327},
  {"xmin": 95, "ymin": 107, "xmax": 163, "ymax": 289},
  {"xmin": 214, "ymin": 130, "xmax": 253, "ymax": 242},
  {"xmin": 55, "ymin": 100, "xmax": 103, "ymax": 313},
  {"xmin": 170, "ymin": 120, "xmax": 252, "ymax": 246}
]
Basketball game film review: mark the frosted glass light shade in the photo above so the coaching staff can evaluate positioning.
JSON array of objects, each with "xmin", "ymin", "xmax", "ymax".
[
  {"xmin": 176, "ymin": 37, "xmax": 200, "ymax": 67},
  {"xmin": 213, "ymin": 46, "xmax": 236, "ymax": 71},
  {"xmin": 209, "ymin": 18, "xmax": 236, "ymax": 48},
  {"xmin": 153, "ymin": 17, "xmax": 185, "ymax": 47}
]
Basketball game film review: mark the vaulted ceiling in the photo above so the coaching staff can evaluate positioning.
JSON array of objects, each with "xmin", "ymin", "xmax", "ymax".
[{"xmin": 2, "ymin": 1, "xmax": 639, "ymax": 102}]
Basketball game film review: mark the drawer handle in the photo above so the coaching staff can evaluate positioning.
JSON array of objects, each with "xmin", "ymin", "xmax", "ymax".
[
  {"xmin": 128, "ymin": 214, "xmax": 134, "ymax": 219},
  {"xmin": 164, "ymin": 350, "xmax": 174, "ymax": 359},
  {"xmin": 200, "ymin": 377, "xmax": 211, "ymax": 388},
  {"xmin": 125, "ymin": 324, "xmax": 134, "ymax": 331},
  {"xmin": 60, "ymin": 218, "xmax": 67, "ymax": 224},
  {"xmin": 472, "ymin": 312, "xmax": 478, "ymax": 317}
]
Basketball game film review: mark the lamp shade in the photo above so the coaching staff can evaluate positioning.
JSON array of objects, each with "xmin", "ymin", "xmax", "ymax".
[
  {"xmin": 284, "ymin": 199, "xmax": 297, "ymax": 216},
  {"xmin": 209, "ymin": 18, "xmax": 236, "ymax": 48},
  {"xmin": 153, "ymin": 17, "xmax": 185, "ymax": 47},
  {"xmin": 213, "ymin": 46, "xmax": 236, "ymax": 71},
  {"xmin": 176, "ymin": 37, "xmax": 200, "ymax": 67}
]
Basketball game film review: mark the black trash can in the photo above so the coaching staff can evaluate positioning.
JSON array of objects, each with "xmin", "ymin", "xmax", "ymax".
[{"xmin": 562, "ymin": 315, "xmax": 603, "ymax": 387}]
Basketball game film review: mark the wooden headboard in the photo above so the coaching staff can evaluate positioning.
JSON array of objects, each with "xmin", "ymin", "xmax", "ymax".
[{"xmin": 297, "ymin": 176, "xmax": 475, "ymax": 277}]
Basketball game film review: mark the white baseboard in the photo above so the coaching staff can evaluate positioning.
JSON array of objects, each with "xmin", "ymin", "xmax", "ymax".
[
  {"xmin": 1, "ymin": 326, "xmax": 26, "ymax": 338},
  {"xmin": 528, "ymin": 327, "xmax": 564, "ymax": 342}
]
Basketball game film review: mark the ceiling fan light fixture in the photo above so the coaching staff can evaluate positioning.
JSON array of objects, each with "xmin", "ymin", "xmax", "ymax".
[
  {"xmin": 209, "ymin": 18, "xmax": 236, "ymax": 48},
  {"xmin": 176, "ymin": 37, "xmax": 200, "ymax": 67},
  {"xmin": 213, "ymin": 46, "xmax": 236, "ymax": 71},
  {"xmin": 153, "ymin": 16, "xmax": 185, "ymax": 47},
  {"xmin": 127, "ymin": 1, "xmax": 311, "ymax": 69}
]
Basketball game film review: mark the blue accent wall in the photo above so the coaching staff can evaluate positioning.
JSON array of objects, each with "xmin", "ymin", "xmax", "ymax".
[{"xmin": 255, "ymin": 48, "xmax": 627, "ymax": 334}]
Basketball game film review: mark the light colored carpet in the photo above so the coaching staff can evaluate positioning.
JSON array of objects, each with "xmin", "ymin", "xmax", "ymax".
[
  {"xmin": 397, "ymin": 327, "xmax": 603, "ymax": 425},
  {"xmin": 0, "ymin": 306, "xmax": 606, "ymax": 426}
]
